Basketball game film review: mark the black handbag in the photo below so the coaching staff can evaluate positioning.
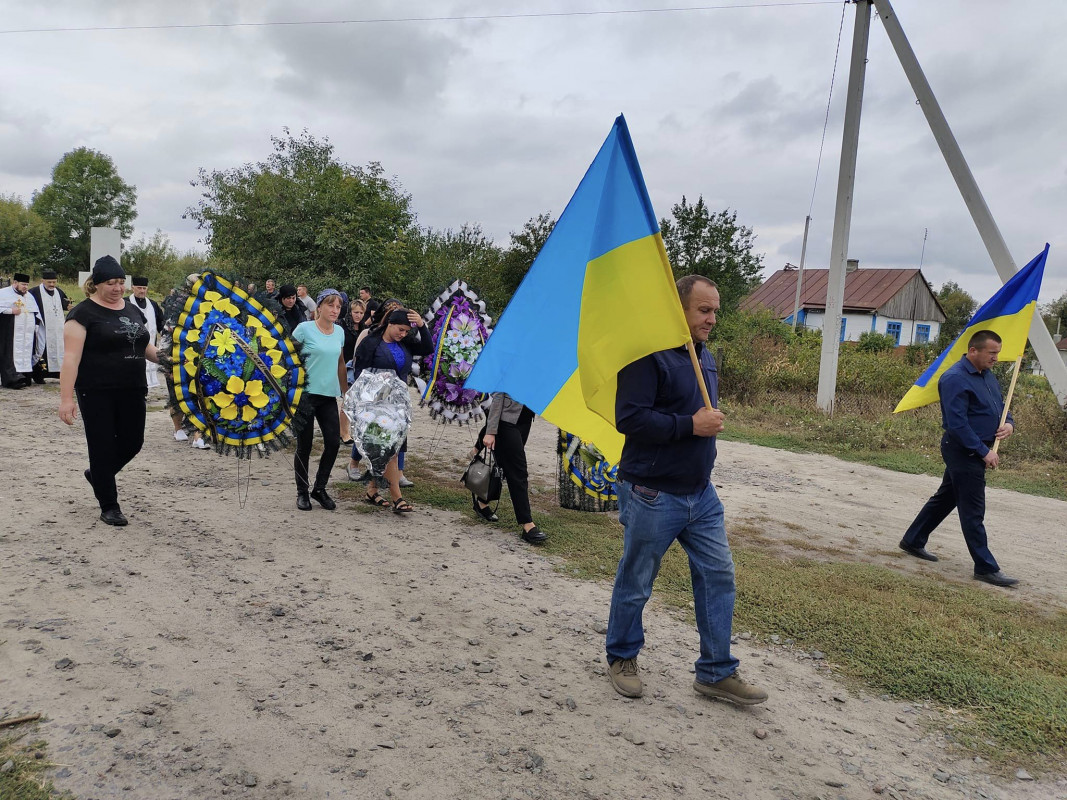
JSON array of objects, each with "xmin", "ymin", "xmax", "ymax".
[{"xmin": 462, "ymin": 448, "xmax": 503, "ymax": 503}]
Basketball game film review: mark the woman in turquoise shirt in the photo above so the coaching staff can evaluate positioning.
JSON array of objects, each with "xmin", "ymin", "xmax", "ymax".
[{"xmin": 291, "ymin": 289, "xmax": 347, "ymax": 511}]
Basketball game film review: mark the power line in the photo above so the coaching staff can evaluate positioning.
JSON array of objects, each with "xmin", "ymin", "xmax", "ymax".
[
  {"xmin": 802, "ymin": 0, "xmax": 845, "ymax": 217},
  {"xmin": 0, "ymin": 2, "xmax": 843, "ymax": 36}
]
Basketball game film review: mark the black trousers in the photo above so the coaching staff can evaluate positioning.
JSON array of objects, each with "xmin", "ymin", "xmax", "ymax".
[
  {"xmin": 76, "ymin": 387, "xmax": 147, "ymax": 513},
  {"xmin": 477, "ymin": 407, "xmax": 535, "ymax": 525},
  {"xmin": 901, "ymin": 436, "xmax": 1000, "ymax": 574},
  {"xmin": 0, "ymin": 315, "xmax": 23, "ymax": 386},
  {"xmin": 295, "ymin": 393, "xmax": 341, "ymax": 493}
]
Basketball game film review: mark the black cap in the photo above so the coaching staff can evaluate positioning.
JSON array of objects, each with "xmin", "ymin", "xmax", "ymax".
[
  {"xmin": 41, "ymin": 269, "xmax": 58, "ymax": 280},
  {"xmin": 91, "ymin": 256, "xmax": 125, "ymax": 284},
  {"xmin": 132, "ymin": 275, "xmax": 149, "ymax": 287},
  {"xmin": 13, "ymin": 272, "xmax": 30, "ymax": 283}
]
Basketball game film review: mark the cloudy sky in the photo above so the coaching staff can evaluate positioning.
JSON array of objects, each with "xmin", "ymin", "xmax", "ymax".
[{"xmin": 2, "ymin": 0, "xmax": 1065, "ymax": 306}]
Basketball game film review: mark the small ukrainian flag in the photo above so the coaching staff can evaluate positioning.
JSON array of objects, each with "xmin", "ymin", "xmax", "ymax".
[{"xmin": 894, "ymin": 244, "xmax": 1048, "ymax": 413}]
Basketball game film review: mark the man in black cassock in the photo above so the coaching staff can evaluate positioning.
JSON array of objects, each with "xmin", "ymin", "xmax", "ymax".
[{"xmin": 128, "ymin": 276, "xmax": 165, "ymax": 390}]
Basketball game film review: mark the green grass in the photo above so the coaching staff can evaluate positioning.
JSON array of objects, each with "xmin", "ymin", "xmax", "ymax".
[
  {"xmin": 389, "ymin": 456, "xmax": 1067, "ymax": 771},
  {"xmin": 0, "ymin": 733, "xmax": 70, "ymax": 800}
]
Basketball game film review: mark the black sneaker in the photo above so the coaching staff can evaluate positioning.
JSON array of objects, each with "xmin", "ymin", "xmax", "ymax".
[{"xmin": 310, "ymin": 488, "xmax": 336, "ymax": 510}]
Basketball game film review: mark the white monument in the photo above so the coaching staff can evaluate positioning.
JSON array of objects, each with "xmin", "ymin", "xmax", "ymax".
[{"xmin": 79, "ymin": 227, "xmax": 124, "ymax": 288}]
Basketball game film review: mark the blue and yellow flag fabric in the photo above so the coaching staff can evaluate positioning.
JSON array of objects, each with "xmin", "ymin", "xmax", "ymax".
[
  {"xmin": 894, "ymin": 244, "xmax": 1048, "ymax": 413},
  {"xmin": 465, "ymin": 115, "xmax": 690, "ymax": 463}
]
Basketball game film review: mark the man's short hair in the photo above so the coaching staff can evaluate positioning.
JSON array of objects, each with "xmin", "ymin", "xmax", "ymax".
[
  {"xmin": 676, "ymin": 275, "xmax": 717, "ymax": 308},
  {"xmin": 968, "ymin": 330, "xmax": 1002, "ymax": 351}
]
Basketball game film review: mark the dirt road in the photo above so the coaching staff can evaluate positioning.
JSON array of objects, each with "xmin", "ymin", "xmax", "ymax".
[{"xmin": 2, "ymin": 385, "xmax": 1064, "ymax": 799}]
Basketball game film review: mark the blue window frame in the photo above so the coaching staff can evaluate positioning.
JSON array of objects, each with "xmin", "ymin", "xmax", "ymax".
[
  {"xmin": 886, "ymin": 321, "xmax": 902, "ymax": 345},
  {"xmin": 839, "ymin": 317, "xmax": 847, "ymax": 342},
  {"xmin": 915, "ymin": 324, "xmax": 930, "ymax": 344}
]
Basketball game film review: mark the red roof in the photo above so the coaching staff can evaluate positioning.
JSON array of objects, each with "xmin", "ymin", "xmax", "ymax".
[{"xmin": 741, "ymin": 267, "xmax": 929, "ymax": 317}]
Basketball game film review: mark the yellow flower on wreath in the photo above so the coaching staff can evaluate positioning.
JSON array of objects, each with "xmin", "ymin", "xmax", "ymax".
[
  {"xmin": 214, "ymin": 376, "xmax": 271, "ymax": 423},
  {"xmin": 210, "ymin": 327, "xmax": 237, "ymax": 356}
]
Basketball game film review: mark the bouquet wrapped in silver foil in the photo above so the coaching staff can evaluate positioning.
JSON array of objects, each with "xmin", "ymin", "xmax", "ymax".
[{"xmin": 343, "ymin": 369, "xmax": 412, "ymax": 478}]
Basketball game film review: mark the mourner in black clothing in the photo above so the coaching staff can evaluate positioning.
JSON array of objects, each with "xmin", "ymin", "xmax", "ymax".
[
  {"xmin": 58, "ymin": 256, "xmax": 161, "ymax": 527},
  {"xmin": 277, "ymin": 284, "xmax": 308, "ymax": 332},
  {"xmin": 473, "ymin": 393, "xmax": 547, "ymax": 546}
]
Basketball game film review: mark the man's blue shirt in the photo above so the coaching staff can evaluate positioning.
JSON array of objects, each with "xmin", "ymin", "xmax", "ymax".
[
  {"xmin": 938, "ymin": 355, "xmax": 1014, "ymax": 457},
  {"xmin": 615, "ymin": 343, "xmax": 718, "ymax": 495}
]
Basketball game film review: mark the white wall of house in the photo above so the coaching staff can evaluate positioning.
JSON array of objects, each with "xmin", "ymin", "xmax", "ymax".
[
  {"xmin": 799, "ymin": 312, "xmax": 941, "ymax": 345},
  {"xmin": 871, "ymin": 316, "xmax": 941, "ymax": 346}
]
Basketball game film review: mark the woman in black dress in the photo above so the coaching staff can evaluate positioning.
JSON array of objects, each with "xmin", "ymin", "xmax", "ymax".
[{"xmin": 58, "ymin": 256, "xmax": 161, "ymax": 526}]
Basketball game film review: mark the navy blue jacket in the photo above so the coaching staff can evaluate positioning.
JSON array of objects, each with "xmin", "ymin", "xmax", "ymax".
[
  {"xmin": 615, "ymin": 343, "xmax": 718, "ymax": 495},
  {"xmin": 938, "ymin": 355, "xmax": 1014, "ymax": 457},
  {"xmin": 352, "ymin": 327, "xmax": 432, "ymax": 382}
]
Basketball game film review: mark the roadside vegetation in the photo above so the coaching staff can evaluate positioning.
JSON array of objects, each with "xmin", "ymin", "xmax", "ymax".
[
  {"xmin": 0, "ymin": 731, "xmax": 69, "ymax": 800},
  {"xmin": 711, "ymin": 310, "xmax": 1067, "ymax": 500}
]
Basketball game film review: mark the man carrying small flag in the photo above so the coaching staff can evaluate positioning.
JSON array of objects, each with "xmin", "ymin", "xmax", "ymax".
[
  {"xmin": 894, "ymin": 244, "xmax": 1049, "ymax": 588},
  {"xmin": 898, "ymin": 329, "xmax": 1018, "ymax": 586}
]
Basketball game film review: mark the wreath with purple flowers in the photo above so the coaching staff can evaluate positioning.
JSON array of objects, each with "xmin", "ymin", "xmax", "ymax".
[{"xmin": 413, "ymin": 281, "xmax": 493, "ymax": 424}]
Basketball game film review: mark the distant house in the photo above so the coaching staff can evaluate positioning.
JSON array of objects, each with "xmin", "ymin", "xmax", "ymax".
[
  {"xmin": 741, "ymin": 261, "xmax": 946, "ymax": 346},
  {"xmin": 1030, "ymin": 336, "xmax": 1067, "ymax": 375}
]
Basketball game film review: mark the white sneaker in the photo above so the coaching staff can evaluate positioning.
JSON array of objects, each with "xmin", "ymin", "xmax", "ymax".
[
  {"xmin": 192, "ymin": 438, "xmax": 211, "ymax": 450},
  {"xmin": 174, "ymin": 430, "xmax": 189, "ymax": 442}
]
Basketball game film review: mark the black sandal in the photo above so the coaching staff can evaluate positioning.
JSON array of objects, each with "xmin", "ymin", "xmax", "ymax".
[
  {"xmin": 364, "ymin": 491, "xmax": 390, "ymax": 508},
  {"xmin": 392, "ymin": 497, "xmax": 414, "ymax": 514}
]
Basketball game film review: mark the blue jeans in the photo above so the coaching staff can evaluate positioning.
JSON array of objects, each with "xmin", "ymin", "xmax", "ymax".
[{"xmin": 606, "ymin": 479, "xmax": 740, "ymax": 684}]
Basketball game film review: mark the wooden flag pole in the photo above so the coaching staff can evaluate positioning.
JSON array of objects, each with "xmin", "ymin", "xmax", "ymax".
[
  {"xmin": 686, "ymin": 340, "xmax": 715, "ymax": 410},
  {"xmin": 992, "ymin": 356, "xmax": 1023, "ymax": 455}
]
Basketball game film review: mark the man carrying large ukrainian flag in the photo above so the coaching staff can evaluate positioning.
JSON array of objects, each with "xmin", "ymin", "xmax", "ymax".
[
  {"xmin": 895, "ymin": 244, "xmax": 1048, "ymax": 588},
  {"xmin": 466, "ymin": 115, "xmax": 769, "ymax": 706}
]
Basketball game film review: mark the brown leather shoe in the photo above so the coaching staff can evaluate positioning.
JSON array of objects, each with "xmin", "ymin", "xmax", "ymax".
[
  {"xmin": 694, "ymin": 672, "xmax": 768, "ymax": 705},
  {"xmin": 608, "ymin": 657, "xmax": 643, "ymax": 698}
]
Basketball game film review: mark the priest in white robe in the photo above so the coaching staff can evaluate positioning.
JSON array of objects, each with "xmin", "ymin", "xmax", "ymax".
[
  {"xmin": 29, "ymin": 268, "xmax": 69, "ymax": 382},
  {"xmin": 128, "ymin": 275, "xmax": 164, "ymax": 389},
  {"xmin": 0, "ymin": 272, "xmax": 45, "ymax": 389}
]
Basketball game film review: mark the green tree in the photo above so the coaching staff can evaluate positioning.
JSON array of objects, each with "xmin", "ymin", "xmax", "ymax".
[
  {"xmin": 121, "ymin": 230, "xmax": 213, "ymax": 295},
  {"xmin": 659, "ymin": 197, "xmax": 764, "ymax": 312},
  {"xmin": 497, "ymin": 213, "xmax": 555, "ymax": 305},
  {"xmin": 390, "ymin": 224, "xmax": 504, "ymax": 311},
  {"xmin": 31, "ymin": 147, "xmax": 137, "ymax": 278},
  {"xmin": 0, "ymin": 195, "xmax": 53, "ymax": 275},
  {"xmin": 1041, "ymin": 291, "xmax": 1067, "ymax": 339},
  {"xmin": 185, "ymin": 129, "xmax": 414, "ymax": 293},
  {"xmin": 935, "ymin": 281, "xmax": 977, "ymax": 348}
]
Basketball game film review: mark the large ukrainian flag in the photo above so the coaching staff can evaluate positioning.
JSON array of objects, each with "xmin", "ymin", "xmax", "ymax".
[
  {"xmin": 465, "ymin": 115, "xmax": 691, "ymax": 463},
  {"xmin": 894, "ymin": 244, "xmax": 1048, "ymax": 413}
]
